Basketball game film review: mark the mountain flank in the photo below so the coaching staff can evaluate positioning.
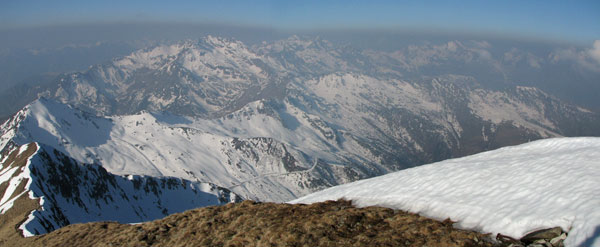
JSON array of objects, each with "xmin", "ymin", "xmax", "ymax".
[{"xmin": 0, "ymin": 142, "xmax": 241, "ymax": 237}]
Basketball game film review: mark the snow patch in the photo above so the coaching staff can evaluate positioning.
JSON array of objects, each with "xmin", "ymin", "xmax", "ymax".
[{"xmin": 292, "ymin": 137, "xmax": 600, "ymax": 247}]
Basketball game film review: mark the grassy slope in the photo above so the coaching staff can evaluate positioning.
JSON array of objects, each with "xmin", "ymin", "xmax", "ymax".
[{"xmin": 6, "ymin": 200, "xmax": 496, "ymax": 247}]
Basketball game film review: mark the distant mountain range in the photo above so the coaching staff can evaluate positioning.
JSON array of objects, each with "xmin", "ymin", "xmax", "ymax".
[
  {"xmin": 0, "ymin": 36, "xmax": 599, "ymax": 236},
  {"xmin": 2, "ymin": 36, "xmax": 600, "ymax": 120}
]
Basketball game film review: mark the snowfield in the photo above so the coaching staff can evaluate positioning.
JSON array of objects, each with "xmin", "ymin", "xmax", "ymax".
[{"xmin": 292, "ymin": 137, "xmax": 600, "ymax": 247}]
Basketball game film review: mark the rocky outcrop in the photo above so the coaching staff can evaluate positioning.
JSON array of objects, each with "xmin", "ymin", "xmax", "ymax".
[{"xmin": 497, "ymin": 227, "xmax": 568, "ymax": 247}]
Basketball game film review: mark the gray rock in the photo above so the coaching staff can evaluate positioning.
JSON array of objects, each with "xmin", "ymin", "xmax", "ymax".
[
  {"xmin": 549, "ymin": 233, "xmax": 567, "ymax": 247},
  {"xmin": 528, "ymin": 244, "xmax": 546, "ymax": 247},
  {"xmin": 521, "ymin": 227, "xmax": 564, "ymax": 243},
  {"xmin": 498, "ymin": 233, "xmax": 522, "ymax": 245}
]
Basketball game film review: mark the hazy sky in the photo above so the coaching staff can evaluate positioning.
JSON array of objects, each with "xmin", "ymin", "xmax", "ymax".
[{"xmin": 1, "ymin": 0, "xmax": 599, "ymax": 44}]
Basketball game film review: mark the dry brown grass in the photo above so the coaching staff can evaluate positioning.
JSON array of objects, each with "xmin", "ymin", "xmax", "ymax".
[{"xmin": 8, "ymin": 199, "xmax": 497, "ymax": 247}]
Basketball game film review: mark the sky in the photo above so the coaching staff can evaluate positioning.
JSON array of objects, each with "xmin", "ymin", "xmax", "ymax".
[{"xmin": 1, "ymin": 0, "xmax": 599, "ymax": 44}]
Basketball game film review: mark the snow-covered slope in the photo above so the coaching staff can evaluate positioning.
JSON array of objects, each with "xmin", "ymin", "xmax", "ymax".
[
  {"xmin": 0, "ymin": 142, "xmax": 240, "ymax": 236},
  {"xmin": 0, "ymin": 98, "xmax": 374, "ymax": 202},
  {"xmin": 292, "ymin": 137, "xmax": 600, "ymax": 247},
  {"xmin": 286, "ymin": 72, "xmax": 599, "ymax": 165},
  {"xmin": 43, "ymin": 36, "xmax": 283, "ymax": 117}
]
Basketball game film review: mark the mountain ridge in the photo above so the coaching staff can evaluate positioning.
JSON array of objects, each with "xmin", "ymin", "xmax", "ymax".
[
  {"xmin": 0, "ymin": 141, "xmax": 241, "ymax": 237},
  {"xmin": 1, "ymin": 81, "xmax": 598, "ymax": 203}
]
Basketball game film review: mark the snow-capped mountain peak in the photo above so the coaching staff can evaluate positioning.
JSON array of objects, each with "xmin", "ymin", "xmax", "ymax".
[{"xmin": 45, "ymin": 36, "xmax": 285, "ymax": 117}]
